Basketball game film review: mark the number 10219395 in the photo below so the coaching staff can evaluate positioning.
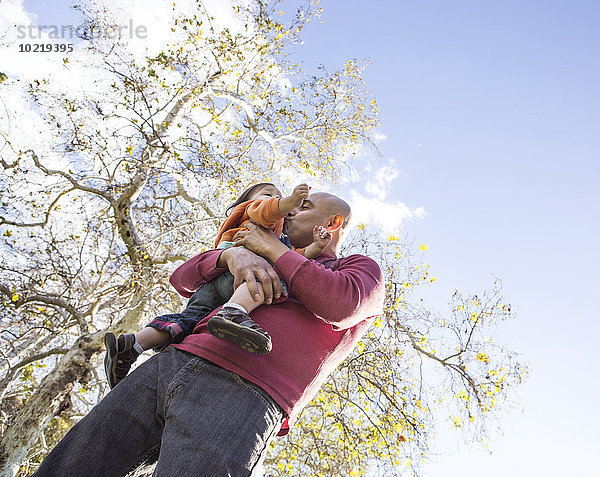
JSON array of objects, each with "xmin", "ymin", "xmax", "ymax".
[{"xmin": 18, "ymin": 43, "xmax": 74, "ymax": 53}]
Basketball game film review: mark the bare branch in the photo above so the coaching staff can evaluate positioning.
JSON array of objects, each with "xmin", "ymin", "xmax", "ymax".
[
  {"xmin": 152, "ymin": 253, "xmax": 188, "ymax": 265},
  {"xmin": 0, "ymin": 348, "xmax": 69, "ymax": 402},
  {"xmin": 0, "ymin": 188, "xmax": 76, "ymax": 228},
  {"xmin": 24, "ymin": 149, "xmax": 112, "ymax": 202},
  {"xmin": 0, "ymin": 284, "xmax": 87, "ymax": 335}
]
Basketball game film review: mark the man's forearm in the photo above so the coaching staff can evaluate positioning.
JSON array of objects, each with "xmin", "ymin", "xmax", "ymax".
[
  {"xmin": 261, "ymin": 240, "xmax": 291, "ymax": 263},
  {"xmin": 169, "ymin": 249, "xmax": 225, "ymax": 297},
  {"xmin": 273, "ymin": 252, "xmax": 385, "ymax": 329}
]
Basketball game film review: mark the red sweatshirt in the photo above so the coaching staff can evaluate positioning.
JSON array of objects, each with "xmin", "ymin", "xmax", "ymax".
[{"xmin": 171, "ymin": 249, "xmax": 384, "ymax": 436}]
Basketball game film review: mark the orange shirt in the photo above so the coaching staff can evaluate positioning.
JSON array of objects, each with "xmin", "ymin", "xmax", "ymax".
[{"xmin": 213, "ymin": 198, "xmax": 285, "ymax": 248}]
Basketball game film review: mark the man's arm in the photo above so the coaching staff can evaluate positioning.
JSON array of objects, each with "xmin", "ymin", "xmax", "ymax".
[
  {"xmin": 233, "ymin": 223, "xmax": 384, "ymax": 330},
  {"xmin": 218, "ymin": 247, "xmax": 284, "ymax": 304},
  {"xmin": 169, "ymin": 247, "xmax": 284, "ymax": 304},
  {"xmin": 169, "ymin": 249, "xmax": 225, "ymax": 298},
  {"xmin": 274, "ymin": 251, "xmax": 384, "ymax": 330}
]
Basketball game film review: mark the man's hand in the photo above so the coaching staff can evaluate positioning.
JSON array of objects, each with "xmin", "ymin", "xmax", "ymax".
[
  {"xmin": 233, "ymin": 222, "xmax": 290, "ymax": 263},
  {"xmin": 219, "ymin": 246, "xmax": 285, "ymax": 304}
]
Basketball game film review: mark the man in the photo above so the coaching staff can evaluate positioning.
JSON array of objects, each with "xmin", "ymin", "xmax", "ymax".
[{"xmin": 35, "ymin": 192, "xmax": 384, "ymax": 476}]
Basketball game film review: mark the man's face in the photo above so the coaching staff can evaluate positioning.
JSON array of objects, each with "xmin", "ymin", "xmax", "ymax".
[{"xmin": 283, "ymin": 192, "xmax": 332, "ymax": 248}]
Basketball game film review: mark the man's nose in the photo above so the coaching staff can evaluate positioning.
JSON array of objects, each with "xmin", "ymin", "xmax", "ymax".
[{"xmin": 287, "ymin": 207, "xmax": 298, "ymax": 217}]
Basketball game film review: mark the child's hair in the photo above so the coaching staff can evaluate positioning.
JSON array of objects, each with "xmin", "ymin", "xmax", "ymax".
[{"xmin": 225, "ymin": 182, "xmax": 276, "ymax": 216}]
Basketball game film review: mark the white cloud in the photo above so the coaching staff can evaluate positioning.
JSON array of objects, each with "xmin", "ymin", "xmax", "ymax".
[
  {"xmin": 92, "ymin": 0, "xmax": 241, "ymax": 58},
  {"xmin": 0, "ymin": 0, "xmax": 30, "ymax": 26},
  {"xmin": 349, "ymin": 190, "xmax": 426, "ymax": 235},
  {"xmin": 365, "ymin": 164, "xmax": 399, "ymax": 201}
]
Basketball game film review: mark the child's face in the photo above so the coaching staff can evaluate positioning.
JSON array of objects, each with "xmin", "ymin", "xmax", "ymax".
[{"xmin": 251, "ymin": 184, "xmax": 282, "ymax": 200}]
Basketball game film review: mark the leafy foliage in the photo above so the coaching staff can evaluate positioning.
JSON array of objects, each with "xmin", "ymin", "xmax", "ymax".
[{"xmin": 264, "ymin": 231, "xmax": 527, "ymax": 475}]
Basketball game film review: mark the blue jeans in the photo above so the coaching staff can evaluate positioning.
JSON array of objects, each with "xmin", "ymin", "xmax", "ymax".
[{"xmin": 34, "ymin": 347, "xmax": 284, "ymax": 476}]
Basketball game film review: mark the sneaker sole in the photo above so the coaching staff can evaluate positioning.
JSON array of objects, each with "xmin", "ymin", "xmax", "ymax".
[
  {"xmin": 103, "ymin": 332, "xmax": 118, "ymax": 389},
  {"xmin": 207, "ymin": 316, "xmax": 272, "ymax": 355}
]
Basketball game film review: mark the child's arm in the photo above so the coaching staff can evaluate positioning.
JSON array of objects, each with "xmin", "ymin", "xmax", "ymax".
[
  {"xmin": 278, "ymin": 183, "xmax": 309, "ymax": 215},
  {"xmin": 245, "ymin": 184, "xmax": 309, "ymax": 229},
  {"xmin": 245, "ymin": 197, "xmax": 286, "ymax": 229},
  {"xmin": 301, "ymin": 225, "xmax": 332, "ymax": 259}
]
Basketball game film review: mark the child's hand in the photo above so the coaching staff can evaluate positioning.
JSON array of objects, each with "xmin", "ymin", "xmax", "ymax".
[
  {"xmin": 290, "ymin": 183, "xmax": 310, "ymax": 207},
  {"xmin": 278, "ymin": 184, "xmax": 310, "ymax": 215},
  {"xmin": 312, "ymin": 225, "xmax": 332, "ymax": 249}
]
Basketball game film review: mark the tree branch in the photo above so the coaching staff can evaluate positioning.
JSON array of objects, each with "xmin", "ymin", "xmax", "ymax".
[
  {"xmin": 152, "ymin": 253, "xmax": 188, "ymax": 265},
  {"xmin": 24, "ymin": 149, "xmax": 112, "ymax": 202},
  {"xmin": 0, "ymin": 347, "xmax": 69, "ymax": 401},
  {"xmin": 0, "ymin": 285, "xmax": 87, "ymax": 335},
  {"xmin": 0, "ymin": 188, "xmax": 75, "ymax": 228}
]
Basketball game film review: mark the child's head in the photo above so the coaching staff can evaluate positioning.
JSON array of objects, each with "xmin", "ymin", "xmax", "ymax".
[
  {"xmin": 249, "ymin": 183, "xmax": 282, "ymax": 201},
  {"xmin": 226, "ymin": 182, "xmax": 282, "ymax": 215}
]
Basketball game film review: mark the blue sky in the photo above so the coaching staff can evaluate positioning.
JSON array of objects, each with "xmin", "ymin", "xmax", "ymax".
[
  {"xmin": 9, "ymin": 0, "xmax": 600, "ymax": 475},
  {"xmin": 291, "ymin": 1, "xmax": 599, "ymax": 475}
]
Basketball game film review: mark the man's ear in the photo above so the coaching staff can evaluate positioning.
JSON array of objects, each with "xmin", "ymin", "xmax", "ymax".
[{"xmin": 327, "ymin": 215, "xmax": 343, "ymax": 232}]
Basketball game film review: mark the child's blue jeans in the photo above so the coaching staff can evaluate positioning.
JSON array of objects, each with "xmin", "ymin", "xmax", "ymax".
[{"xmin": 147, "ymin": 271, "xmax": 237, "ymax": 344}]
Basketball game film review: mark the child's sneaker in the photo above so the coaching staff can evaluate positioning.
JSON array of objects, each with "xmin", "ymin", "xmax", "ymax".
[
  {"xmin": 207, "ymin": 307, "xmax": 272, "ymax": 355},
  {"xmin": 104, "ymin": 332, "xmax": 140, "ymax": 388}
]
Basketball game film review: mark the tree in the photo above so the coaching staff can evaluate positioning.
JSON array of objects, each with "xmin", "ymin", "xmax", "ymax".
[
  {"xmin": 0, "ymin": 1, "xmax": 526, "ymax": 475},
  {"xmin": 265, "ymin": 232, "xmax": 527, "ymax": 475}
]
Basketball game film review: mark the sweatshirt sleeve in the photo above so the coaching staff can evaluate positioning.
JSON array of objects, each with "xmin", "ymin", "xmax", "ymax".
[
  {"xmin": 273, "ymin": 251, "xmax": 385, "ymax": 330},
  {"xmin": 246, "ymin": 197, "xmax": 286, "ymax": 229},
  {"xmin": 169, "ymin": 250, "xmax": 226, "ymax": 298}
]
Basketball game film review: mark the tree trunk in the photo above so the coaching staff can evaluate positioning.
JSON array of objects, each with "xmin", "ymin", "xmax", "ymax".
[
  {"xmin": 0, "ymin": 333, "xmax": 102, "ymax": 477},
  {"xmin": 0, "ymin": 283, "xmax": 152, "ymax": 476}
]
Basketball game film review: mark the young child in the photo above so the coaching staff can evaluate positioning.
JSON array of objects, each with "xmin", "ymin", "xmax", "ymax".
[{"xmin": 104, "ymin": 182, "xmax": 332, "ymax": 388}]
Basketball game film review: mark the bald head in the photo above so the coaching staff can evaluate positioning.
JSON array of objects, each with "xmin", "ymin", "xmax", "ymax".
[
  {"xmin": 311, "ymin": 192, "xmax": 352, "ymax": 232},
  {"xmin": 283, "ymin": 191, "xmax": 353, "ymax": 253}
]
